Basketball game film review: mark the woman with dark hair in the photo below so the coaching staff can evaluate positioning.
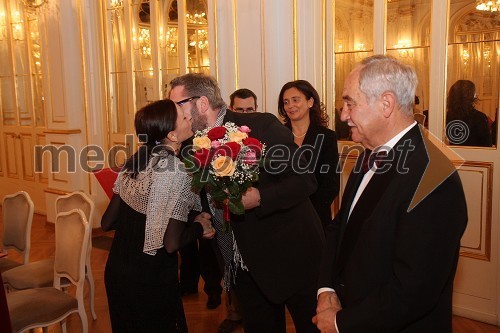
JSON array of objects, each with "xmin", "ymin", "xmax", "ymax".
[
  {"xmin": 101, "ymin": 99, "xmax": 215, "ymax": 332},
  {"xmin": 446, "ymin": 80, "xmax": 492, "ymax": 147},
  {"xmin": 278, "ymin": 80, "xmax": 340, "ymax": 231}
]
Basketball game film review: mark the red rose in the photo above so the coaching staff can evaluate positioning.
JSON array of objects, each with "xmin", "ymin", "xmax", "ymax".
[
  {"xmin": 217, "ymin": 142, "xmax": 241, "ymax": 160},
  {"xmin": 193, "ymin": 148, "xmax": 212, "ymax": 167},
  {"xmin": 243, "ymin": 137, "xmax": 263, "ymax": 155},
  {"xmin": 207, "ymin": 127, "xmax": 227, "ymax": 141}
]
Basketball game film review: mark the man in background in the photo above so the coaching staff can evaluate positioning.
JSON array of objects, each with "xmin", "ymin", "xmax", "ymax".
[{"xmin": 229, "ymin": 88, "xmax": 258, "ymax": 113}]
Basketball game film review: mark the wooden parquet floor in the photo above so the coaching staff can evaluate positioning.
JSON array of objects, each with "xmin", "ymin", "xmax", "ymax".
[{"xmin": 1, "ymin": 212, "xmax": 499, "ymax": 333}]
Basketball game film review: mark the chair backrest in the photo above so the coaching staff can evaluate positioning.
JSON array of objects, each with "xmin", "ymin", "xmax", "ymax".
[
  {"xmin": 54, "ymin": 209, "xmax": 89, "ymax": 288},
  {"xmin": 55, "ymin": 191, "xmax": 94, "ymax": 224},
  {"xmin": 2, "ymin": 191, "xmax": 34, "ymax": 264}
]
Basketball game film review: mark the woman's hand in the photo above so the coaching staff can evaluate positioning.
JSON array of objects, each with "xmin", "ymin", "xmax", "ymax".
[{"xmin": 195, "ymin": 212, "xmax": 216, "ymax": 239}]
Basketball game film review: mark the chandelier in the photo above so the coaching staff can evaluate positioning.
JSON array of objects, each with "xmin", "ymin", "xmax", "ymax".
[
  {"xmin": 18, "ymin": 0, "xmax": 48, "ymax": 11},
  {"xmin": 132, "ymin": 27, "xmax": 151, "ymax": 59},
  {"xmin": 159, "ymin": 26, "xmax": 178, "ymax": 56},
  {"xmin": 108, "ymin": 0, "xmax": 123, "ymax": 16},
  {"xmin": 189, "ymin": 29, "xmax": 208, "ymax": 50},
  {"xmin": 394, "ymin": 40, "xmax": 414, "ymax": 59},
  {"xmin": 476, "ymin": 0, "xmax": 499, "ymax": 12},
  {"xmin": 185, "ymin": 12, "xmax": 207, "ymax": 25}
]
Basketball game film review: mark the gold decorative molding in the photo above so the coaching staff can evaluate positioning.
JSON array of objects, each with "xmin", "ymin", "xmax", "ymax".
[
  {"xmin": 321, "ymin": 0, "xmax": 327, "ymax": 116},
  {"xmin": 293, "ymin": 0, "xmax": 298, "ymax": 79},
  {"xmin": 232, "ymin": 0, "xmax": 238, "ymax": 88},
  {"xmin": 454, "ymin": 161, "xmax": 493, "ymax": 261},
  {"xmin": 260, "ymin": 0, "xmax": 267, "ymax": 113},
  {"xmin": 211, "ymin": 0, "xmax": 219, "ymax": 80},
  {"xmin": 43, "ymin": 129, "xmax": 82, "ymax": 135}
]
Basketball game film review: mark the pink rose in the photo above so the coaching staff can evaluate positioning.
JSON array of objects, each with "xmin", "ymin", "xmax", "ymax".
[
  {"xmin": 211, "ymin": 141, "xmax": 221, "ymax": 149},
  {"xmin": 243, "ymin": 150, "xmax": 257, "ymax": 165},
  {"xmin": 239, "ymin": 125, "xmax": 251, "ymax": 133}
]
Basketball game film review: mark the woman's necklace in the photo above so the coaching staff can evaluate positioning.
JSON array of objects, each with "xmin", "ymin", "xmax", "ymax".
[{"xmin": 292, "ymin": 131, "xmax": 307, "ymax": 138}]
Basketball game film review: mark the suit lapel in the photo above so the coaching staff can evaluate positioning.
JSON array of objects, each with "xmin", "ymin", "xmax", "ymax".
[
  {"xmin": 335, "ymin": 125, "xmax": 423, "ymax": 274},
  {"xmin": 340, "ymin": 151, "xmax": 368, "ymax": 217},
  {"xmin": 333, "ymin": 150, "xmax": 369, "ymax": 268}
]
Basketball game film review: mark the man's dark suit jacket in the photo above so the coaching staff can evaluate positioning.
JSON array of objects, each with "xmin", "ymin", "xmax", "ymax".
[
  {"xmin": 319, "ymin": 124, "xmax": 468, "ymax": 332},
  {"xmin": 222, "ymin": 110, "xmax": 325, "ymax": 304}
]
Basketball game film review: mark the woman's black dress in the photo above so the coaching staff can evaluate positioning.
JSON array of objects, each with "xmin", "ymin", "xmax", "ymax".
[{"xmin": 105, "ymin": 200, "xmax": 187, "ymax": 333}]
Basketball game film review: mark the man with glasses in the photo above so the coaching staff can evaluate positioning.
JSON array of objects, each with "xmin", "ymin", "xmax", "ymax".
[
  {"xmin": 170, "ymin": 73, "xmax": 324, "ymax": 333},
  {"xmin": 176, "ymin": 92, "xmax": 224, "ymax": 311},
  {"xmin": 229, "ymin": 88, "xmax": 258, "ymax": 113}
]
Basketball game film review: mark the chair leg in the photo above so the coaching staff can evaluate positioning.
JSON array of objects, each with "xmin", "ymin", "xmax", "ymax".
[
  {"xmin": 85, "ymin": 262, "xmax": 97, "ymax": 320},
  {"xmin": 77, "ymin": 286, "xmax": 89, "ymax": 333}
]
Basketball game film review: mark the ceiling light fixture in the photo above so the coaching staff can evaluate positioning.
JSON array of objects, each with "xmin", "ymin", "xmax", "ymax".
[{"xmin": 476, "ymin": 0, "xmax": 500, "ymax": 13}]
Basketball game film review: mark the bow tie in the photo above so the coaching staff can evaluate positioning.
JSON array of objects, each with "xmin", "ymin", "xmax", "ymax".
[{"xmin": 361, "ymin": 150, "xmax": 388, "ymax": 174}]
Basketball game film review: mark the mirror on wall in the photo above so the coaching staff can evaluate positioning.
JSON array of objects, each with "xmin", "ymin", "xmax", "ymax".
[
  {"xmin": 334, "ymin": 0, "xmax": 374, "ymax": 141},
  {"xmin": 0, "ymin": 0, "xmax": 44, "ymax": 128},
  {"xmin": 132, "ymin": 0, "xmax": 153, "ymax": 109},
  {"xmin": 160, "ymin": 0, "xmax": 180, "ymax": 97},
  {"xmin": 103, "ymin": 0, "xmax": 211, "ymax": 138},
  {"xmin": 445, "ymin": 0, "xmax": 499, "ymax": 148},
  {"xmin": 386, "ymin": 0, "xmax": 431, "ymax": 129},
  {"xmin": 105, "ymin": 0, "xmax": 128, "ymax": 134},
  {"xmin": 185, "ymin": 0, "xmax": 209, "ymax": 74}
]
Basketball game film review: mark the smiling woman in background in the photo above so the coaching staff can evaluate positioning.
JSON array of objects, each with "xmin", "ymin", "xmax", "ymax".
[{"xmin": 278, "ymin": 80, "xmax": 340, "ymax": 231}]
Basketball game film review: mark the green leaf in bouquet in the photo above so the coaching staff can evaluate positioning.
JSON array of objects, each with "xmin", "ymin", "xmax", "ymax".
[
  {"xmin": 210, "ymin": 188, "xmax": 228, "ymax": 202},
  {"xmin": 199, "ymin": 168, "xmax": 211, "ymax": 185},
  {"xmin": 222, "ymin": 221, "xmax": 232, "ymax": 233},
  {"xmin": 227, "ymin": 182, "xmax": 241, "ymax": 196},
  {"xmin": 251, "ymin": 173, "xmax": 259, "ymax": 182},
  {"xmin": 207, "ymin": 174, "xmax": 218, "ymax": 188},
  {"xmin": 192, "ymin": 172, "xmax": 204, "ymax": 190},
  {"xmin": 229, "ymin": 198, "xmax": 245, "ymax": 215},
  {"xmin": 183, "ymin": 157, "xmax": 196, "ymax": 173}
]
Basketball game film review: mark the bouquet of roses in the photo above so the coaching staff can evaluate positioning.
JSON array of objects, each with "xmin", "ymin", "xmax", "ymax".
[{"xmin": 183, "ymin": 122, "xmax": 265, "ymax": 229}]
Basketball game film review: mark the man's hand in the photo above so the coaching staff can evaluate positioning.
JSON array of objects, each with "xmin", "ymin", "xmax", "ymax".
[
  {"xmin": 313, "ymin": 291, "xmax": 342, "ymax": 333},
  {"xmin": 316, "ymin": 291, "xmax": 337, "ymax": 313},
  {"xmin": 241, "ymin": 187, "xmax": 261, "ymax": 210},
  {"xmin": 312, "ymin": 307, "xmax": 338, "ymax": 333}
]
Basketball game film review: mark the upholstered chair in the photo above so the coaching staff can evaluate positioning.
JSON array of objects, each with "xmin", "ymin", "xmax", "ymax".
[
  {"xmin": 6, "ymin": 209, "xmax": 89, "ymax": 333},
  {"xmin": 2, "ymin": 192, "xmax": 97, "ymax": 320},
  {"xmin": 0, "ymin": 191, "xmax": 34, "ymax": 273}
]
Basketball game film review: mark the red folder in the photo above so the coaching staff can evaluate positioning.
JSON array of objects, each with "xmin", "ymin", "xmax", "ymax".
[{"xmin": 93, "ymin": 167, "xmax": 120, "ymax": 199}]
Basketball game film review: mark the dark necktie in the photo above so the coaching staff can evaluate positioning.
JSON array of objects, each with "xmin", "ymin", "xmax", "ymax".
[{"xmin": 362, "ymin": 150, "xmax": 388, "ymax": 173}]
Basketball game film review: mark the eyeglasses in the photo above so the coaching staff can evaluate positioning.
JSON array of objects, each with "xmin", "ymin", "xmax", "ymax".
[
  {"xmin": 175, "ymin": 96, "xmax": 200, "ymax": 106},
  {"xmin": 234, "ymin": 107, "xmax": 256, "ymax": 113}
]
